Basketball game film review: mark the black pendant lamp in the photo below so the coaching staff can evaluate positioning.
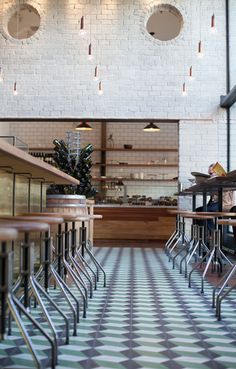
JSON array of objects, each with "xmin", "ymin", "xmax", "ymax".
[
  {"xmin": 75, "ymin": 121, "xmax": 93, "ymax": 131},
  {"xmin": 143, "ymin": 122, "xmax": 160, "ymax": 132}
]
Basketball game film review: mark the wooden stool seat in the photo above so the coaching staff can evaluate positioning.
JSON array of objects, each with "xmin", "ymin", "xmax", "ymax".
[
  {"xmin": 0, "ymin": 227, "xmax": 18, "ymax": 241},
  {"xmin": 20, "ymin": 212, "xmax": 80, "ymax": 222},
  {"xmin": 168, "ymin": 209, "xmax": 192, "ymax": 215},
  {"xmin": 0, "ymin": 215, "xmax": 64, "ymax": 226},
  {"xmin": 217, "ymin": 219, "xmax": 236, "ymax": 226},
  {"xmin": 89, "ymin": 214, "xmax": 103, "ymax": 220},
  {"xmin": 197, "ymin": 211, "xmax": 236, "ymax": 217},
  {"xmin": 180, "ymin": 213, "xmax": 215, "ymax": 220},
  {"xmin": 74, "ymin": 215, "xmax": 91, "ymax": 222},
  {"xmin": 0, "ymin": 220, "xmax": 49, "ymax": 233}
]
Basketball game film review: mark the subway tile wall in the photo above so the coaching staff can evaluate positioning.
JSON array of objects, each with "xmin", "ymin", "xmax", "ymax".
[{"xmin": 9, "ymin": 121, "xmax": 179, "ymax": 200}]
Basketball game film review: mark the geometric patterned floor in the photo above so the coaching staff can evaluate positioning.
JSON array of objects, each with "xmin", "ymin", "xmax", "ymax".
[{"xmin": 0, "ymin": 247, "xmax": 236, "ymax": 369}]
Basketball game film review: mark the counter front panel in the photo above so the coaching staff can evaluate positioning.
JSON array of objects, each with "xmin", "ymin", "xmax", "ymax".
[{"xmin": 94, "ymin": 206, "xmax": 176, "ymax": 241}]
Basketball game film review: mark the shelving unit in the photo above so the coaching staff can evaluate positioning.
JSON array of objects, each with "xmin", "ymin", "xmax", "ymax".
[{"xmin": 28, "ymin": 123, "xmax": 179, "ymax": 202}]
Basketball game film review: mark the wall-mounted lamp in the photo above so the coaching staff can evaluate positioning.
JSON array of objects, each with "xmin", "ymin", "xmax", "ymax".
[
  {"xmin": 75, "ymin": 121, "xmax": 92, "ymax": 131},
  {"xmin": 143, "ymin": 122, "xmax": 160, "ymax": 132}
]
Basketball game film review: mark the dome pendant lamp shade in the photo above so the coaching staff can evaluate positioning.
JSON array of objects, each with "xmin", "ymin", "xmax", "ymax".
[
  {"xmin": 143, "ymin": 122, "xmax": 160, "ymax": 132},
  {"xmin": 75, "ymin": 121, "xmax": 93, "ymax": 131}
]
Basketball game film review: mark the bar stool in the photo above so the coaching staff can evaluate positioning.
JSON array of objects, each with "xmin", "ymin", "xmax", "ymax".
[
  {"xmin": 165, "ymin": 210, "xmax": 183, "ymax": 256},
  {"xmin": 78, "ymin": 214, "xmax": 106, "ymax": 287},
  {"xmin": 0, "ymin": 215, "xmax": 70, "ymax": 338},
  {"xmin": 22, "ymin": 211, "xmax": 96, "ymax": 319},
  {"xmin": 176, "ymin": 213, "xmax": 211, "ymax": 278},
  {"xmin": 46, "ymin": 203, "xmax": 106, "ymax": 288},
  {"xmin": 187, "ymin": 213, "xmax": 227, "ymax": 293},
  {"xmin": 0, "ymin": 227, "xmax": 18, "ymax": 341},
  {"xmin": 213, "ymin": 218, "xmax": 236, "ymax": 320},
  {"xmin": 0, "ymin": 221, "xmax": 56, "ymax": 369},
  {"xmin": 166, "ymin": 210, "xmax": 191, "ymax": 261},
  {"xmin": 19, "ymin": 213, "xmax": 82, "ymax": 335}
]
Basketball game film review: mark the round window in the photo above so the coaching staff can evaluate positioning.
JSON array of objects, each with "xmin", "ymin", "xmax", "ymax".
[
  {"xmin": 7, "ymin": 4, "xmax": 40, "ymax": 40},
  {"xmin": 147, "ymin": 4, "xmax": 183, "ymax": 41}
]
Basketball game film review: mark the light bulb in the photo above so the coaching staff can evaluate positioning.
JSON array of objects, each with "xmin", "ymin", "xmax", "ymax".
[
  {"xmin": 182, "ymin": 82, "xmax": 187, "ymax": 96},
  {"xmin": 197, "ymin": 41, "xmax": 204, "ymax": 58},
  {"xmin": 13, "ymin": 82, "xmax": 18, "ymax": 96},
  {"xmin": 88, "ymin": 43, "xmax": 93, "ymax": 61},
  {"xmin": 0, "ymin": 67, "xmax": 3, "ymax": 83},
  {"xmin": 210, "ymin": 14, "xmax": 217, "ymax": 34},
  {"xmin": 98, "ymin": 81, "xmax": 103, "ymax": 95},
  {"xmin": 188, "ymin": 66, "xmax": 194, "ymax": 81},
  {"xmin": 93, "ymin": 66, "xmax": 98, "ymax": 81},
  {"xmin": 79, "ymin": 16, "xmax": 86, "ymax": 36}
]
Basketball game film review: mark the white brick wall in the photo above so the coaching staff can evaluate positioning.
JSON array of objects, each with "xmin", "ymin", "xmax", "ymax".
[
  {"xmin": 0, "ymin": 0, "xmax": 229, "ymax": 119},
  {"xmin": 229, "ymin": 0, "xmax": 236, "ymax": 170}
]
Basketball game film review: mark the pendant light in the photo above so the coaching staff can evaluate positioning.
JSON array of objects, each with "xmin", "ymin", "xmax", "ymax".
[
  {"xmin": 13, "ymin": 0, "xmax": 20, "ymax": 96},
  {"xmin": 143, "ymin": 122, "xmax": 160, "ymax": 132},
  {"xmin": 0, "ymin": 67, "xmax": 3, "ymax": 83},
  {"xmin": 197, "ymin": 3, "xmax": 203, "ymax": 58},
  {"xmin": 188, "ymin": 66, "xmax": 194, "ymax": 81},
  {"xmin": 210, "ymin": 13, "xmax": 216, "ymax": 34},
  {"xmin": 98, "ymin": 81, "xmax": 103, "ymax": 95},
  {"xmin": 13, "ymin": 82, "xmax": 18, "ymax": 96},
  {"xmin": 79, "ymin": 15, "xmax": 86, "ymax": 36},
  {"xmin": 197, "ymin": 40, "xmax": 203, "ymax": 58},
  {"xmin": 87, "ymin": 0, "xmax": 93, "ymax": 61},
  {"xmin": 93, "ymin": 66, "xmax": 98, "ymax": 81},
  {"xmin": 182, "ymin": 82, "xmax": 187, "ymax": 96},
  {"xmin": 88, "ymin": 43, "xmax": 93, "ymax": 61},
  {"xmin": 75, "ymin": 121, "xmax": 93, "ymax": 131}
]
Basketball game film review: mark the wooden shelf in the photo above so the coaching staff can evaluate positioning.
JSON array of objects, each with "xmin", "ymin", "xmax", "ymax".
[
  {"xmin": 92, "ymin": 177, "xmax": 178, "ymax": 182},
  {"xmin": 93, "ymin": 147, "xmax": 178, "ymax": 152},
  {"xmin": 94, "ymin": 163, "xmax": 178, "ymax": 167},
  {"xmin": 29, "ymin": 147, "xmax": 54, "ymax": 152},
  {"xmin": 0, "ymin": 139, "xmax": 80, "ymax": 185},
  {"xmin": 29, "ymin": 147, "xmax": 178, "ymax": 153}
]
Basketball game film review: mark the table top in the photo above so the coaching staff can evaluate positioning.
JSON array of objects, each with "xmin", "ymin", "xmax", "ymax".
[
  {"xmin": 217, "ymin": 219, "xmax": 236, "ymax": 226},
  {"xmin": 0, "ymin": 139, "xmax": 80, "ymax": 185},
  {"xmin": 180, "ymin": 171, "xmax": 236, "ymax": 194}
]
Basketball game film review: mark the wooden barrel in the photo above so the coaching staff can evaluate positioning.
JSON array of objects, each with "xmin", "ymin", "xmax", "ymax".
[
  {"xmin": 46, "ymin": 194, "xmax": 86, "ymax": 207},
  {"xmin": 46, "ymin": 194, "xmax": 88, "ymax": 237}
]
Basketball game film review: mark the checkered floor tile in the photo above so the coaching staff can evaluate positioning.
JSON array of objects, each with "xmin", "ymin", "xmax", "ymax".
[{"xmin": 0, "ymin": 247, "xmax": 236, "ymax": 369}]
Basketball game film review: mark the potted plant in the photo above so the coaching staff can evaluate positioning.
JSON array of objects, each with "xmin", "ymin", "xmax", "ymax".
[{"xmin": 47, "ymin": 138, "xmax": 97, "ymax": 207}]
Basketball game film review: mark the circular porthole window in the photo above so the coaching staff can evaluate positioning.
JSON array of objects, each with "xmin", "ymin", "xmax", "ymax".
[
  {"xmin": 7, "ymin": 4, "xmax": 40, "ymax": 40},
  {"xmin": 146, "ymin": 4, "xmax": 183, "ymax": 41}
]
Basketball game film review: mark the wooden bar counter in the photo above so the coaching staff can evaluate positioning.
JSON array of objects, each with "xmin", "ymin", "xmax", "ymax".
[{"xmin": 94, "ymin": 205, "xmax": 176, "ymax": 242}]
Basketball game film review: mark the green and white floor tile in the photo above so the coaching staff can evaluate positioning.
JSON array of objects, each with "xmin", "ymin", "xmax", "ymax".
[{"xmin": 0, "ymin": 247, "xmax": 236, "ymax": 369}]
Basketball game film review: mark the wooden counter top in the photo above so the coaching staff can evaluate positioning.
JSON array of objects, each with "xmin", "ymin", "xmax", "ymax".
[{"xmin": 0, "ymin": 139, "xmax": 80, "ymax": 185}]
